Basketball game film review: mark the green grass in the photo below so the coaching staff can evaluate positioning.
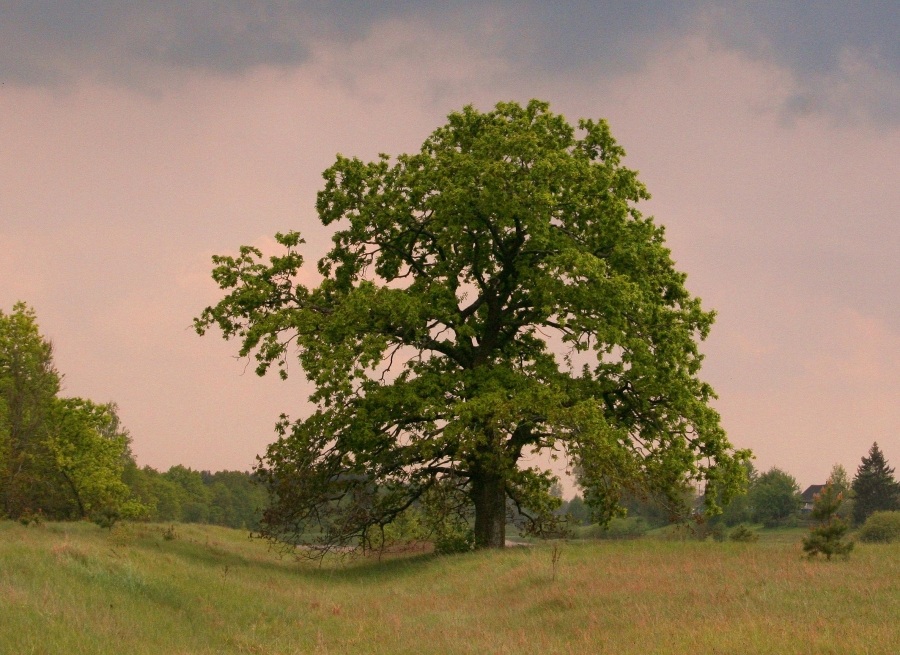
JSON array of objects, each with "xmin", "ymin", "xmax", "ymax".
[{"xmin": 1, "ymin": 521, "xmax": 898, "ymax": 654}]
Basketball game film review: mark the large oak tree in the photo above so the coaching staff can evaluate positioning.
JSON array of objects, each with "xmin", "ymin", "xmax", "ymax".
[{"xmin": 196, "ymin": 100, "xmax": 749, "ymax": 551}]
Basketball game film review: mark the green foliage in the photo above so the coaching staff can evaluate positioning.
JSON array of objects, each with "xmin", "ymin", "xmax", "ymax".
[
  {"xmin": 163, "ymin": 465, "xmax": 211, "ymax": 523},
  {"xmin": 827, "ymin": 464, "xmax": 851, "ymax": 496},
  {"xmin": 420, "ymin": 481, "xmax": 476, "ymax": 554},
  {"xmin": 196, "ymin": 99, "xmax": 750, "ymax": 554},
  {"xmin": 91, "ymin": 506, "xmax": 121, "ymax": 531},
  {"xmin": 559, "ymin": 494, "xmax": 591, "ymax": 525},
  {"xmin": 17, "ymin": 510, "xmax": 44, "ymax": 527},
  {"xmin": 707, "ymin": 522, "xmax": 727, "ymax": 542},
  {"xmin": 802, "ymin": 482, "xmax": 853, "ymax": 560},
  {"xmin": 851, "ymin": 443, "xmax": 900, "ymax": 526},
  {"xmin": 0, "ymin": 303, "xmax": 143, "ymax": 520},
  {"xmin": 0, "ymin": 302, "xmax": 61, "ymax": 517},
  {"xmin": 575, "ymin": 516, "xmax": 650, "ymax": 540},
  {"xmin": 718, "ymin": 493, "xmax": 752, "ymax": 527},
  {"xmin": 619, "ymin": 486, "xmax": 696, "ymax": 529},
  {"xmin": 381, "ymin": 507, "xmax": 427, "ymax": 543},
  {"xmin": 121, "ymin": 464, "xmax": 267, "ymax": 529},
  {"xmin": 705, "ymin": 460, "xmax": 756, "ymax": 527},
  {"xmin": 826, "ymin": 463, "xmax": 854, "ymax": 521},
  {"xmin": 432, "ymin": 523, "xmax": 476, "ymax": 555},
  {"xmin": 728, "ymin": 524, "xmax": 758, "ymax": 542},
  {"xmin": 46, "ymin": 398, "xmax": 135, "ymax": 518},
  {"xmin": 748, "ymin": 467, "xmax": 801, "ymax": 528},
  {"xmin": 857, "ymin": 511, "xmax": 900, "ymax": 544}
]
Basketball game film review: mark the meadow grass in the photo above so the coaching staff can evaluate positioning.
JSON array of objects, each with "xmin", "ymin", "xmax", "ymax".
[{"xmin": 1, "ymin": 520, "xmax": 897, "ymax": 654}]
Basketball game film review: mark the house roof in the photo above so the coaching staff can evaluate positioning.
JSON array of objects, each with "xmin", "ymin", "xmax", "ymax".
[{"xmin": 801, "ymin": 484, "xmax": 826, "ymax": 502}]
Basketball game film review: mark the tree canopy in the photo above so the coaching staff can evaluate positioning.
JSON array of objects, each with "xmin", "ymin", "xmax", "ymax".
[
  {"xmin": 748, "ymin": 467, "xmax": 800, "ymax": 528},
  {"xmin": 0, "ymin": 302, "xmax": 61, "ymax": 517},
  {"xmin": 196, "ymin": 100, "xmax": 750, "ymax": 552},
  {"xmin": 0, "ymin": 302, "xmax": 142, "ymax": 521}
]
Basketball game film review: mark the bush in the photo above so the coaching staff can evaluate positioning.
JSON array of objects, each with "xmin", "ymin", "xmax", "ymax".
[
  {"xmin": 91, "ymin": 507, "xmax": 121, "ymax": 531},
  {"xmin": 584, "ymin": 516, "xmax": 650, "ymax": 540},
  {"xmin": 858, "ymin": 511, "xmax": 900, "ymax": 543},
  {"xmin": 18, "ymin": 511, "xmax": 44, "ymax": 527},
  {"xmin": 432, "ymin": 524, "xmax": 475, "ymax": 554},
  {"xmin": 682, "ymin": 520, "xmax": 725, "ymax": 541},
  {"xmin": 729, "ymin": 525, "xmax": 758, "ymax": 542},
  {"xmin": 708, "ymin": 523, "xmax": 727, "ymax": 542}
]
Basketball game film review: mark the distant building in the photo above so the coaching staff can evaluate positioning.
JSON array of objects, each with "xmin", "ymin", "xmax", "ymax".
[{"xmin": 800, "ymin": 484, "xmax": 826, "ymax": 513}]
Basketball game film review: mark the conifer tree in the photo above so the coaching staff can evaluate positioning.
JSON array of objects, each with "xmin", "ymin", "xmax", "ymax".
[
  {"xmin": 851, "ymin": 443, "xmax": 900, "ymax": 525},
  {"xmin": 802, "ymin": 482, "xmax": 853, "ymax": 560}
]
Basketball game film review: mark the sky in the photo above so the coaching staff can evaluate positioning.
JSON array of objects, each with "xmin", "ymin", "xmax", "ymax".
[{"xmin": 1, "ymin": 1, "xmax": 898, "ymax": 494}]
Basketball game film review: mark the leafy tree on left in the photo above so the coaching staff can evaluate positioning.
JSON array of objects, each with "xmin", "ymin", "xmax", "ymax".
[
  {"xmin": 0, "ymin": 302, "xmax": 61, "ymax": 517},
  {"xmin": 46, "ymin": 398, "xmax": 139, "ymax": 519},
  {"xmin": 0, "ymin": 302, "xmax": 144, "ymax": 520}
]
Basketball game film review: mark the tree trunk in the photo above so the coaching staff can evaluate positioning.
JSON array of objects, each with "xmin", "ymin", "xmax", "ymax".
[{"xmin": 471, "ymin": 471, "xmax": 506, "ymax": 549}]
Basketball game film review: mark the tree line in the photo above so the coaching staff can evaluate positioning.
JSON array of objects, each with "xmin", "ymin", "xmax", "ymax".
[
  {"xmin": 4, "ymin": 300, "xmax": 897, "ymax": 540},
  {"xmin": 558, "ymin": 443, "xmax": 900, "ymax": 534},
  {"xmin": 0, "ymin": 302, "xmax": 265, "ymax": 529}
]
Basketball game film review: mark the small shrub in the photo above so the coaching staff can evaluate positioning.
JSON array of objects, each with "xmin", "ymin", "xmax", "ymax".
[
  {"xmin": 655, "ymin": 521, "xmax": 725, "ymax": 542},
  {"xmin": 593, "ymin": 516, "xmax": 649, "ymax": 540},
  {"xmin": 803, "ymin": 521, "xmax": 854, "ymax": 559},
  {"xmin": 705, "ymin": 522, "xmax": 727, "ymax": 542},
  {"xmin": 802, "ymin": 482, "xmax": 853, "ymax": 560},
  {"xmin": 763, "ymin": 515, "xmax": 798, "ymax": 529},
  {"xmin": 92, "ymin": 507, "xmax": 121, "ymax": 531},
  {"xmin": 18, "ymin": 511, "xmax": 44, "ymax": 527},
  {"xmin": 433, "ymin": 525, "xmax": 474, "ymax": 555},
  {"xmin": 381, "ymin": 508, "xmax": 427, "ymax": 545},
  {"xmin": 119, "ymin": 499, "xmax": 152, "ymax": 521},
  {"xmin": 729, "ymin": 525, "xmax": 758, "ymax": 542},
  {"xmin": 858, "ymin": 511, "xmax": 900, "ymax": 543},
  {"xmin": 657, "ymin": 523, "xmax": 694, "ymax": 541}
]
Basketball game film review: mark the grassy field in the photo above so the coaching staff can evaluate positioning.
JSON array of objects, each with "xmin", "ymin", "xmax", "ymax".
[{"xmin": 1, "ymin": 521, "xmax": 898, "ymax": 654}]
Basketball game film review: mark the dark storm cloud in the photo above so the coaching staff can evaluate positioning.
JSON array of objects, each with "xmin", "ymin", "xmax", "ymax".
[
  {"xmin": 0, "ymin": 1, "xmax": 469, "ymax": 85},
  {"xmin": 709, "ymin": 1, "xmax": 900, "ymax": 123},
  {"xmin": 717, "ymin": 1, "xmax": 899, "ymax": 76},
  {"xmin": 2, "ymin": 1, "xmax": 897, "ymax": 119},
  {"xmin": 0, "ymin": 1, "xmax": 312, "ymax": 84},
  {"xmin": 517, "ymin": 1, "xmax": 898, "ymax": 79},
  {"xmin": 3, "ymin": 2, "xmax": 895, "ymax": 75},
  {"xmin": 484, "ymin": 1, "xmax": 696, "ymax": 74}
]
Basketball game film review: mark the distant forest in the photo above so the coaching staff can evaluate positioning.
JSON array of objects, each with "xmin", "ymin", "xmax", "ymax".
[{"xmin": 122, "ymin": 464, "xmax": 267, "ymax": 530}]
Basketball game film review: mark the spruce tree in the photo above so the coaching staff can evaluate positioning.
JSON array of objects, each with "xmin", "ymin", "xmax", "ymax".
[{"xmin": 851, "ymin": 443, "xmax": 900, "ymax": 525}]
